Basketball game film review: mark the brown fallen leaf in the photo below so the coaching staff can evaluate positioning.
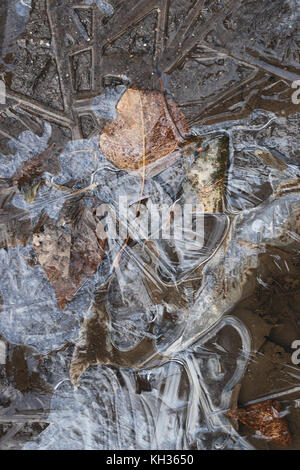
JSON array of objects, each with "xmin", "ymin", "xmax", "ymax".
[
  {"xmin": 227, "ymin": 399, "xmax": 292, "ymax": 446},
  {"xmin": 255, "ymin": 149, "xmax": 287, "ymax": 172},
  {"xmin": 0, "ymin": 205, "xmax": 32, "ymax": 248},
  {"xmin": 99, "ymin": 87, "xmax": 188, "ymax": 170},
  {"xmin": 70, "ymin": 287, "xmax": 163, "ymax": 384},
  {"xmin": 33, "ymin": 199, "xmax": 106, "ymax": 310},
  {"xmin": 11, "ymin": 143, "xmax": 59, "ymax": 202},
  {"xmin": 0, "ymin": 185, "xmax": 32, "ymax": 248}
]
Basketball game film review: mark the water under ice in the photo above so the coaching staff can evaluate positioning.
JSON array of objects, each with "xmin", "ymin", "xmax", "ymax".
[{"xmin": 0, "ymin": 0, "xmax": 299, "ymax": 451}]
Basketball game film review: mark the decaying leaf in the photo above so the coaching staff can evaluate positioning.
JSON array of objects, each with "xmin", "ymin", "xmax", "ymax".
[
  {"xmin": 70, "ymin": 287, "xmax": 162, "ymax": 384},
  {"xmin": 227, "ymin": 399, "xmax": 292, "ymax": 446},
  {"xmin": 99, "ymin": 87, "xmax": 188, "ymax": 170},
  {"xmin": 12, "ymin": 143, "xmax": 58, "ymax": 201},
  {"xmin": 33, "ymin": 199, "xmax": 106, "ymax": 310},
  {"xmin": 0, "ymin": 184, "xmax": 32, "ymax": 248}
]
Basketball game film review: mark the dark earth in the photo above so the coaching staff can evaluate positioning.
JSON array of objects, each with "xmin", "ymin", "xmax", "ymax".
[{"xmin": 0, "ymin": 0, "xmax": 299, "ymax": 450}]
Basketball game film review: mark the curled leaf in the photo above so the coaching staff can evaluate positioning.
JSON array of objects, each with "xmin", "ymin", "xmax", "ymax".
[{"xmin": 99, "ymin": 87, "xmax": 188, "ymax": 170}]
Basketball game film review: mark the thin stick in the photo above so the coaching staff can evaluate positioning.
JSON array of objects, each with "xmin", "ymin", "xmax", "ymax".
[{"xmin": 113, "ymin": 93, "xmax": 147, "ymax": 268}]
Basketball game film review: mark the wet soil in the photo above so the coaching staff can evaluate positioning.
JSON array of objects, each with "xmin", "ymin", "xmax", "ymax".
[
  {"xmin": 0, "ymin": 0, "xmax": 299, "ymax": 450},
  {"xmin": 230, "ymin": 246, "xmax": 300, "ymax": 449}
]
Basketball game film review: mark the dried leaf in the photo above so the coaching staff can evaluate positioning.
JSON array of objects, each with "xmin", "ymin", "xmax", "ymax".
[
  {"xmin": 70, "ymin": 287, "xmax": 162, "ymax": 384},
  {"xmin": 0, "ymin": 205, "xmax": 32, "ymax": 248},
  {"xmin": 12, "ymin": 143, "xmax": 58, "ymax": 201},
  {"xmin": 99, "ymin": 87, "xmax": 188, "ymax": 170},
  {"xmin": 33, "ymin": 199, "xmax": 106, "ymax": 310},
  {"xmin": 227, "ymin": 399, "xmax": 292, "ymax": 446}
]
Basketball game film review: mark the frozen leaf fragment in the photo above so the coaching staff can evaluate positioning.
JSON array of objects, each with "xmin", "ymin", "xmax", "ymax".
[
  {"xmin": 0, "ymin": 205, "xmax": 32, "ymax": 248},
  {"xmin": 70, "ymin": 287, "xmax": 162, "ymax": 384},
  {"xmin": 99, "ymin": 87, "xmax": 188, "ymax": 170},
  {"xmin": 12, "ymin": 143, "xmax": 58, "ymax": 201},
  {"xmin": 183, "ymin": 136, "xmax": 229, "ymax": 213},
  {"xmin": 0, "ymin": 185, "xmax": 32, "ymax": 248},
  {"xmin": 227, "ymin": 399, "xmax": 291, "ymax": 446},
  {"xmin": 33, "ymin": 199, "xmax": 106, "ymax": 310}
]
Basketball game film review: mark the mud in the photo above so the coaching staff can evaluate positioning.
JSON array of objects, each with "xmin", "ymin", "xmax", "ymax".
[{"xmin": 0, "ymin": 0, "xmax": 299, "ymax": 450}]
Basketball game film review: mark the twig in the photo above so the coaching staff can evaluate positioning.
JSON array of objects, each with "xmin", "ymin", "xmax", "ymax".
[{"xmin": 113, "ymin": 92, "xmax": 147, "ymax": 268}]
